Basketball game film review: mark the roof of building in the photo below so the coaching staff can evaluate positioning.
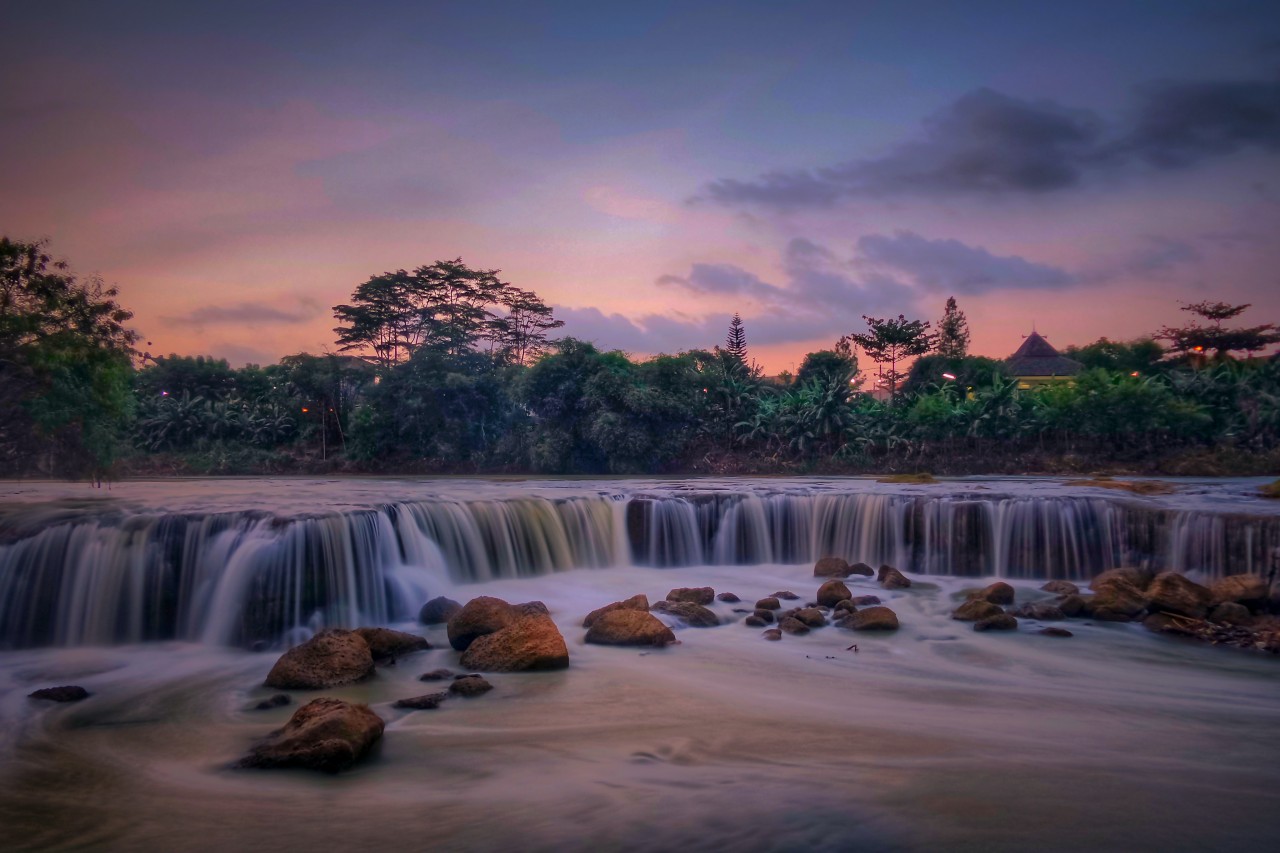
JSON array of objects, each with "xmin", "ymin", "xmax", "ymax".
[{"xmin": 1005, "ymin": 331, "xmax": 1084, "ymax": 377}]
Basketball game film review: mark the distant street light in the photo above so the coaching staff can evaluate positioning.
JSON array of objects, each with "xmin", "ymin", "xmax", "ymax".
[{"xmin": 942, "ymin": 372, "xmax": 957, "ymax": 381}]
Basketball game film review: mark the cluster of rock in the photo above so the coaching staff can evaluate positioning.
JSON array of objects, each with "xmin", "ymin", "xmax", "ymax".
[{"xmin": 947, "ymin": 569, "xmax": 1280, "ymax": 647}]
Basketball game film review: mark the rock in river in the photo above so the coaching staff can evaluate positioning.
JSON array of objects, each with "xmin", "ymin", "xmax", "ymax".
[
  {"xmin": 449, "ymin": 675, "xmax": 494, "ymax": 697},
  {"xmin": 1145, "ymin": 572, "xmax": 1212, "ymax": 619},
  {"xmin": 584, "ymin": 610, "xmax": 677, "ymax": 647},
  {"xmin": 969, "ymin": 582, "xmax": 1015, "ymax": 605},
  {"xmin": 878, "ymin": 566, "xmax": 912, "ymax": 590},
  {"xmin": 666, "ymin": 587, "xmax": 715, "ymax": 605},
  {"xmin": 1040, "ymin": 580, "xmax": 1079, "ymax": 596},
  {"xmin": 974, "ymin": 613, "xmax": 1018, "ymax": 632},
  {"xmin": 841, "ymin": 606, "xmax": 900, "ymax": 631},
  {"xmin": 651, "ymin": 599, "xmax": 720, "ymax": 627},
  {"xmin": 816, "ymin": 580, "xmax": 853, "ymax": 607},
  {"xmin": 265, "ymin": 629, "xmax": 375, "ymax": 690},
  {"xmin": 952, "ymin": 600, "xmax": 1004, "ymax": 622},
  {"xmin": 418, "ymin": 596, "xmax": 462, "ymax": 625},
  {"xmin": 238, "ymin": 697, "xmax": 383, "ymax": 773},
  {"xmin": 28, "ymin": 685, "xmax": 90, "ymax": 702},
  {"xmin": 459, "ymin": 614, "xmax": 570, "ymax": 672},
  {"xmin": 583, "ymin": 594, "xmax": 650, "ymax": 628},
  {"xmin": 354, "ymin": 627, "xmax": 430, "ymax": 660},
  {"xmin": 447, "ymin": 596, "xmax": 517, "ymax": 652},
  {"xmin": 814, "ymin": 556, "xmax": 853, "ymax": 578}
]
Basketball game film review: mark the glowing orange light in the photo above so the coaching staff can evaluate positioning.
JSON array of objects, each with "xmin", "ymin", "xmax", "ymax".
[
  {"xmin": 1130, "ymin": 371, "xmax": 1139, "ymax": 377},
  {"xmin": 301, "ymin": 407, "xmax": 309, "ymax": 413}
]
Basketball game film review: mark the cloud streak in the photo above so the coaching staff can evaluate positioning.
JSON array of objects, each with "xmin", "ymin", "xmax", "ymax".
[
  {"xmin": 163, "ymin": 300, "xmax": 323, "ymax": 326},
  {"xmin": 703, "ymin": 78, "xmax": 1280, "ymax": 209}
]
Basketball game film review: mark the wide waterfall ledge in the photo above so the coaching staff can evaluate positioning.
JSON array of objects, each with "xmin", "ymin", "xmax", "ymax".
[{"xmin": 2, "ymin": 477, "xmax": 1277, "ymax": 649}]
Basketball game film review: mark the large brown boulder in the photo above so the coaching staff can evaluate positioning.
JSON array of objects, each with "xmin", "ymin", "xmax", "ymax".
[
  {"xmin": 779, "ymin": 617, "xmax": 810, "ymax": 635},
  {"xmin": 968, "ymin": 582, "xmax": 1015, "ymax": 605},
  {"xmin": 238, "ymin": 698, "xmax": 383, "ymax": 772},
  {"xmin": 814, "ymin": 557, "xmax": 853, "ymax": 578},
  {"xmin": 1058, "ymin": 594, "xmax": 1092, "ymax": 617},
  {"xmin": 354, "ymin": 628, "xmax": 430, "ymax": 660},
  {"xmin": 1088, "ymin": 571, "xmax": 1148, "ymax": 622},
  {"xmin": 582, "ymin": 594, "xmax": 650, "ymax": 628},
  {"xmin": 651, "ymin": 600, "xmax": 720, "ymax": 627},
  {"xmin": 418, "ymin": 596, "xmax": 462, "ymax": 625},
  {"xmin": 1209, "ymin": 574, "xmax": 1270, "ymax": 609},
  {"xmin": 584, "ymin": 610, "xmax": 677, "ymax": 647},
  {"xmin": 1145, "ymin": 572, "xmax": 1212, "ymax": 619},
  {"xmin": 265, "ymin": 629, "xmax": 375, "ymax": 690},
  {"xmin": 459, "ymin": 614, "xmax": 570, "ymax": 672},
  {"xmin": 755, "ymin": 596, "xmax": 782, "ymax": 611},
  {"xmin": 843, "ymin": 606, "xmax": 899, "ymax": 631},
  {"xmin": 816, "ymin": 580, "xmax": 853, "ymax": 607},
  {"xmin": 878, "ymin": 566, "xmax": 912, "ymax": 590},
  {"xmin": 849, "ymin": 562, "xmax": 875, "ymax": 577},
  {"xmin": 666, "ymin": 587, "xmax": 714, "ymax": 605},
  {"xmin": 1041, "ymin": 580, "xmax": 1079, "ymax": 595},
  {"xmin": 752, "ymin": 608, "xmax": 775, "ymax": 624},
  {"xmin": 447, "ymin": 597, "xmax": 517, "ymax": 651},
  {"xmin": 952, "ymin": 600, "xmax": 1003, "ymax": 622}
]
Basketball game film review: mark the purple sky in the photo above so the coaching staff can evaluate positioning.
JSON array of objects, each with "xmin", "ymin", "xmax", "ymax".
[{"xmin": 3, "ymin": 0, "xmax": 1279, "ymax": 372}]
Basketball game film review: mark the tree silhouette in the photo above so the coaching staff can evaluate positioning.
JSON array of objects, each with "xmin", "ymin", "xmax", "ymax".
[
  {"xmin": 1157, "ymin": 301, "xmax": 1279, "ymax": 360},
  {"xmin": 843, "ymin": 314, "xmax": 934, "ymax": 403},
  {"xmin": 936, "ymin": 296, "xmax": 970, "ymax": 359},
  {"xmin": 725, "ymin": 313, "xmax": 748, "ymax": 366}
]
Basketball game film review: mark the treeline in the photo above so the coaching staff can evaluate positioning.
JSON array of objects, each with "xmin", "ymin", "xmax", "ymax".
[{"xmin": 3, "ymin": 237, "xmax": 1279, "ymax": 479}]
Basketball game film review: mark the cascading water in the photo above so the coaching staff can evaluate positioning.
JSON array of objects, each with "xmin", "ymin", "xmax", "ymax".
[{"xmin": 2, "ymin": 479, "xmax": 1277, "ymax": 649}]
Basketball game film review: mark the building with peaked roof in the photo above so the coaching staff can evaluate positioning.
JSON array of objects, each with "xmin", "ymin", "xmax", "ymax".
[{"xmin": 1005, "ymin": 330, "xmax": 1084, "ymax": 389}]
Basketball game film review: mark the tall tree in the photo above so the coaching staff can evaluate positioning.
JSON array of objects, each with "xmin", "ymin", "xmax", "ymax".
[
  {"xmin": 492, "ymin": 286, "xmax": 564, "ymax": 366},
  {"xmin": 1157, "ymin": 301, "xmax": 1280, "ymax": 360},
  {"xmin": 0, "ymin": 237, "xmax": 137, "ymax": 479},
  {"xmin": 935, "ymin": 296, "xmax": 970, "ymax": 359},
  {"xmin": 725, "ymin": 313, "xmax": 748, "ymax": 366},
  {"xmin": 843, "ymin": 314, "xmax": 934, "ymax": 403}
]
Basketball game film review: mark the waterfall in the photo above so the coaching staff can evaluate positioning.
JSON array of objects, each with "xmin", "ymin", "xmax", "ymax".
[{"xmin": 2, "ymin": 485, "xmax": 1277, "ymax": 649}]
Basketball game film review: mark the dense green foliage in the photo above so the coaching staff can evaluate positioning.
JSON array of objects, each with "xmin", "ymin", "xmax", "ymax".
[{"xmin": 4, "ymin": 238, "xmax": 1279, "ymax": 479}]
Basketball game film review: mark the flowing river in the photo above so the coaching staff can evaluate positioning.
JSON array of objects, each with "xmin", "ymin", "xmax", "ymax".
[{"xmin": 1, "ymin": 476, "xmax": 1278, "ymax": 851}]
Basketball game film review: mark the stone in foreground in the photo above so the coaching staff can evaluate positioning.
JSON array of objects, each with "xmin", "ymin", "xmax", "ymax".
[
  {"xmin": 843, "ymin": 605, "xmax": 900, "ymax": 631},
  {"xmin": 238, "ymin": 698, "xmax": 383, "ymax": 773},
  {"xmin": 29, "ymin": 685, "xmax": 90, "ymax": 702},
  {"xmin": 1041, "ymin": 580, "xmax": 1079, "ymax": 595},
  {"xmin": 459, "ymin": 614, "xmax": 570, "ymax": 672},
  {"xmin": 584, "ymin": 610, "xmax": 677, "ymax": 647},
  {"xmin": 666, "ymin": 587, "xmax": 715, "ymax": 605},
  {"xmin": 1145, "ymin": 572, "xmax": 1212, "ymax": 619},
  {"xmin": 354, "ymin": 627, "xmax": 430, "ymax": 660},
  {"xmin": 582, "ymin": 594, "xmax": 649, "ymax": 628},
  {"xmin": 447, "ymin": 596, "xmax": 517, "ymax": 652},
  {"xmin": 974, "ymin": 613, "xmax": 1018, "ymax": 632},
  {"xmin": 814, "ymin": 556, "xmax": 853, "ymax": 578},
  {"xmin": 394, "ymin": 692, "xmax": 448, "ymax": 710},
  {"xmin": 878, "ymin": 566, "xmax": 912, "ymax": 589},
  {"xmin": 651, "ymin": 599, "xmax": 720, "ymax": 627},
  {"xmin": 969, "ymin": 581, "xmax": 1015, "ymax": 605},
  {"xmin": 265, "ymin": 629, "xmax": 375, "ymax": 690},
  {"xmin": 952, "ymin": 600, "xmax": 1003, "ymax": 622},
  {"xmin": 816, "ymin": 580, "xmax": 852, "ymax": 607},
  {"xmin": 449, "ymin": 675, "xmax": 494, "ymax": 697}
]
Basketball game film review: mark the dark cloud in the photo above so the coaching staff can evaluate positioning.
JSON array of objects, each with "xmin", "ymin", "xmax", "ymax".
[
  {"xmin": 703, "ymin": 78, "xmax": 1280, "ymax": 209},
  {"xmin": 163, "ymin": 300, "xmax": 322, "ymax": 326},
  {"xmin": 1115, "ymin": 79, "xmax": 1280, "ymax": 169},
  {"xmin": 856, "ymin": 231, "xmax": 1076, "ymax": 294}
]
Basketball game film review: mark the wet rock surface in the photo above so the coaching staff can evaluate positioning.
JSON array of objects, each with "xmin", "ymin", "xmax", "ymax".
[
  {"xmin": 459, "ymin": 614, "xmax": 570, "ymax": 672},
  {"xmin": 1041, "ymin": 580, "xmax": 1079, "ymax": 595},
  {"xmin": 969, "ymin": 582, "xmax": 1015, "ymax": 605},
  {"xmin": 878, "ymin": 566, "xmax": 912, "ymax": 590},
  {"xmin": 813, "ymin": 557, "xmax": 853, "ymax": 578},
  {"xmin": 418, "ymin": 596, "xmax": 462, "ymax": 625},
  {"xmin": 447, "ymin": 597, "xmax": 518, "ymax": 652},
  {"xmin": 755, "ymin": 597, "xmax": 781, "ymax": 611},
  {"xmin": 1145, "ymin": 572, "xmax": 1212, "ymax": 619},
  {"xmin": 974, "ymin": 613, "xmax": 1018, "ymax": 632},
  {"xmin": 252, "ymin": 693, "xmax": 292, "ymax": 711},
  {"xmin": 238, "ymin": 698, "xmax": 383, "ymax": 773},
  {"xmin": 816, "ymin": 580, "xmax": 852, "ymax": 607},
  {"xmin": 666, "ymin": 587, "xmax": 714, "ymax": 605},
  {"xmin": 582, "ymin": 594, "xmax": 650, "ymax": 628},
  {"xmin": 1011, "ymin": 601, "xmax": 1066, "ymax": 621},
  {"xmin": 651, "ymin": 599, "xmax": 720, "ymax": 627},
  {"xmin": 449, "ymin": 675, "xmax": 494, "ymax": 697},
  {"xmin": 842, "ymin": 606, "xmax": 899, "ymax": 631},
  {"xmin": 265, "ymin": 630, "xmax": 375, "ymax": 690},
  {"xmin": 29, "ymin": 685, "xmax": 90, "ymax": 702},
  {"xmin": 393, "ymin": 692, "xmax": 447, "ymax": 710},
  {"xmin": 418, "ymin": 668, "xmax": 456, "ymax": 682},
  {"xmin": 952, "ymin": 600, "xmax": 1004, "ymax": 622},
  {"xmin": 584, "ymin": 610, "xmax": 678, "ymax": 646},
  {"xmin": 716, "ymin": 592, "xmax": 741, "ymax": 603},
  {"xmin": 354, "ymin": 627, "xmax": 430, "ymax": 660}
]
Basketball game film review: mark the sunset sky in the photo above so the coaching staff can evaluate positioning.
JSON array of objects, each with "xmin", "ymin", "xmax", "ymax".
[{"xmin": 3, "ymin": 0, "xmax": 1279, "ymax": 373}]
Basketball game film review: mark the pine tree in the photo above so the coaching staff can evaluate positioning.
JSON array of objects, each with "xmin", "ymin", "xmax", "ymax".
[
  {"xmin": 725, "ymin": 313, "xmax": 748, "ymax": 365},
  {"xmin": 936, "ymin": 296, "xmax": 970, "ymax": 359}
]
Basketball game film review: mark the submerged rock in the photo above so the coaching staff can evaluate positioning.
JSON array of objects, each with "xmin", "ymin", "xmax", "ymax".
[
  {"xmin": 833, "ymin": 599, "xmax": 858, "ymax": 615},
  {"xmin": 582, "ymin": 594, "xmax": 650, "ymax": 628},
  {"xmin": 1145, "ymin": 572, "xmax": 1212, "ymax": 619},
  {"xmin": 755, "ymin": 597, "xmax": 782, "ymax": 611},
  {"xmin": 1058, "ymin": 594, "xmax": 1092, "ymax": 618},
  {"xmin": 752, "ymin": 608, "xmax": 776, "ymax": 624},
  {"xmin": 779, "ymin": 617, "xmax": 810, "ymax": 635},
  {"xmin": 447, "ymin": 597, "xmax": 517, "ymax": 652},
  {"xmin": 849, "ymin": 562, "xmax": 875, "ymax": 577},
  {"xmin": 744, "ymin": 615, "xmax": 768, "ymax": 628},
  {"xmin": 28, "ymin": 685, "xmax": 90, "ymax": 703},
  {"xmin": 252, "ymin": 693, "xmax": 292, "ymax": 711},
  {"xmin": 354, "ymin": 627, "xmax": 430, "ymax": 660},
  {"xmin": 584, "ymin": 610, "xmax": 677, "ymax": 647},
  {"xmin": 1041, "ymin": 580, "xmax": 1079, "ymax": 596},
  {"xmin": 1038, "ymin": 627, "xmax": 1074, "ymax": 638},
  {"xmin": 969, "ymin": 582, "xmax": 1015, "ymax": 605},
  {"xmin": 716, "ymin": 592, "xmax": 741, "ymax": 603},
  {"xmin": 816, "ymin": 580, "xmax": 852, "ymax": 608},
  {"xmin": 762, "ymin": 628, "xmax": 783, "ymax": 641},
  {"xmin": 1209, "ymin": 601, "xmax": 1252, "ymax": 626},
  {"xmin": 1091, "ymin": 567, "xmax": 1154, "ymax": 595},
  {"xmin": 814, "ymin": 556, "xmax": 853, "ymax": 578},
  {"xmin": 667, "ymin": 587, "xmax": 714, "ymax": 605},
  {"xmin": 264, "ymin": 629, "xmax": 375, "ymax": 690},
  {"xmin": 842, "ymin": 606, "xmax": 900, "ymax": 631},
  {"xmin": 1010, "ymin": 601, "xmax": 1066, "ymax": 621},
  {"xmin": 850, "ymin": 595, "xmax": 881, "ymax": 606},
  {"xmin": 952, "ymin": 600, "xmax": 1004, "ymax": 622},
  {"xmin": 791, "ymin": 607, "xmax": 828, "ymax": 628},
  {"xmin": 394, "ymin": 692, "xmax": 448, "ymax": 710},
  {"xmin": 418, "ymin": 596, "xmax": 462, "ymax": 625},
  {"xmin": 459, "ymin": 614, "xmax": 570, "ymax": 672},
  {"xmin": 773, "ymin": 590, "xmax": 801, "ymax": 601},
  {"xmin": 877, "ymin": 566, "xmax": 912, "ymax": 590},
  {"xmin": 973, "ymin": 614, "xmax": 1018, "ymax": 632},
  {"xmin": 238, "ymin": 698, "xmax": 383, "ymax": 773},
  {"xmin": 418, "ymin": 668, "xmax": 456, "ymax": 682},
  {"xmin": 652, "ymin": 600, "xmax": 720, "ymax": 627},
  {"xmin": 449, "ymin": 675, "xmax": 494, "ymax": 697}
]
